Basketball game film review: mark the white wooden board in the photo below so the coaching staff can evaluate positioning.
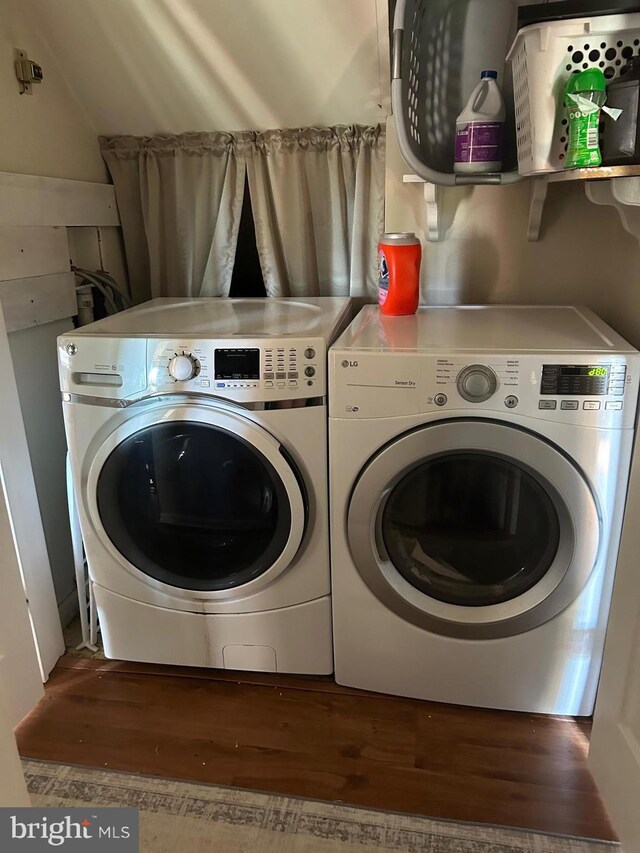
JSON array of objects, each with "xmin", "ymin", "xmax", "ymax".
[
  {"xmin": 0, "ymin": 272, "xmax": 76, "ymax": 332},
  {"xmin": 9, "ymin": 319, "xmax": 77, "ymax": 628},
  {"xmin": 0, "ymin": 172, "xmax": 119, "ymax": 227},
  {"xmin": 0, "ymin": 490, "xmax": 44, "ymax": 727},
  {"xmin": 590, "ymin": 435, "xmax": 640, "ymax": 849},
  {"xmin": 0, "ymin": 303, "xmax": 64, "ymax": 680},
  {"xmin": 0, "ymin": 227, "xmax": 70, "ymax": 281}
]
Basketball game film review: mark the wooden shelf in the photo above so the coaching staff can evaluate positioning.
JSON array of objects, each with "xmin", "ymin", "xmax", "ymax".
[
  {"xmin": 403, "ymin": 165, "xmax": 640, "ymax": 243},
  {"xmin": 546, "ymin": 165, "xmax": 640, "ymax": 183}
]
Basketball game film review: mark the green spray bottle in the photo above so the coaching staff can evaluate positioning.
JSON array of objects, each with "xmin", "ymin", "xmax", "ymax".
[{"xmin": 564, "ymin": 69, "xmax": 607, "ymax": 168}]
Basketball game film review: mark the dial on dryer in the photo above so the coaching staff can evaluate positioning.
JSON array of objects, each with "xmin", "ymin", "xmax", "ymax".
[{"xmin": 457, "ymin": 364, "xmax": 498, "ymax": 402}]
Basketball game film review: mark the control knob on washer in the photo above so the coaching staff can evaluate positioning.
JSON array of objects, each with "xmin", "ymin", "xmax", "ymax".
[
  {"xmin": 456, "ymin": 364, "xmax": 498, "ymax": 403},
  {"xmin": 168, "ymin": 354, "xmax": 198, "ymax": 381}
]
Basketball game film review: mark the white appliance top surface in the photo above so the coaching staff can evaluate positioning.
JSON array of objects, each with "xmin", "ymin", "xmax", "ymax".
[
  {"xmin": 333, "ymin": 305, "xmax": 637, "ymax": 354},
  {"xmin": 73, "ymin": 297, "xmax": 352, "ymax": 340}
]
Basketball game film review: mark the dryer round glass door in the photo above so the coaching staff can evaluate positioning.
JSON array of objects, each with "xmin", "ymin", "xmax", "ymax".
[
  {"xmin": 88, "ymin": 402, "xmax": 307, "ymax": 596},
  {"xmin": 347, "ymin": 420, "xmax": 600, "ymax": 639},
  {"xmin": 381, "ymin": 451, "xmax": 561, "ymax": 607}
]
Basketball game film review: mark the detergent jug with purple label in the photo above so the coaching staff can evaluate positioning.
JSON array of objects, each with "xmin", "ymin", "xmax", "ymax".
[{"xmin": 454, "ymin": 70, "xmax": 505, "ymax": 174}]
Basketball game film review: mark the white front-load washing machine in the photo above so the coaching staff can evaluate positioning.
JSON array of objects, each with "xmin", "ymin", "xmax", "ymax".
[
  {"xmin": 329, "ymin": 305, "xmax": 639, "ymax": 714},
  {"xmin": 60, "ymin": 296, "xmax": 351, "ymax": 674}
]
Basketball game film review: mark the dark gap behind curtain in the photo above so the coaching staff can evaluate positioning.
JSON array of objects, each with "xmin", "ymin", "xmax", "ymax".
[{"xmin": 229, "ymin": 176, "xmax": 266, "ymax": 298}]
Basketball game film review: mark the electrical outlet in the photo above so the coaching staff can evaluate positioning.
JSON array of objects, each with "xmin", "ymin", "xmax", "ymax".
[{"xmin": 15, "ymin": 48, "xmax": 43, "ymax": 95}]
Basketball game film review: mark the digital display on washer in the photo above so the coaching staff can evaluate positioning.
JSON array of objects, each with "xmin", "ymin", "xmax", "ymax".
[
  {"xmin": 214, "ymin": 348, "xmax": 260, "ymax": 380},
  {"xmin": 540, "ymin": 364, "xmax": 617, "ymax": 396}
]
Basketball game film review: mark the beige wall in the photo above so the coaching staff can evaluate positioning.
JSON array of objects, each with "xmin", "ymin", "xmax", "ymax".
[
  {"xmin": 386, "ymin": 118, "xmax": 640, "ymax": 348},
  {"xmin": 0, "ymin": 0, "xmax": 106, "ymax": 181},
  {"xmin": 18, "ymin": 0, "xmax": 388, "ymax": 137}
]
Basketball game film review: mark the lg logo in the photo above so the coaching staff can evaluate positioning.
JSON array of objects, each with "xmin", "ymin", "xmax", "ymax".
[{"xmin": 341, "ymin": 360, "xmax": 359, "ymax": 368}]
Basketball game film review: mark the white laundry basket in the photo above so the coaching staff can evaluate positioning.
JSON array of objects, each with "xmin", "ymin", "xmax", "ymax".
[{"xmin": 507, "ymin": 14, "xmax": 640, "ymax": 176}]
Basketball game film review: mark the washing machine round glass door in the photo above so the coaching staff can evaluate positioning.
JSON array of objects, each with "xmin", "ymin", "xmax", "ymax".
[
  {"xmin": 347, "ymin": 420, "xmax": 600, "ymax": 639},
  {"xmin": 87, "ymin": 401, "xmax": 307, "ymax": 596}
]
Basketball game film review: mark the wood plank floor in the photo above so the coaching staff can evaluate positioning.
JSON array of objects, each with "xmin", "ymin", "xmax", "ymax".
[{"xmin": 16, "ymin": 656, "xmax": 615, "ymax": 842}]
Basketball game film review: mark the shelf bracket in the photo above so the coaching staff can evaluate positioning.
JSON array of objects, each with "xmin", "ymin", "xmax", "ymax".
[
  {"xmin": 402, "ymin": 175, "xmax": 443, "ymax": 241},
  {"xmin": 423, "ymin": 181, "xmax": 443, "ymax": 242},
  {"xmin": 404, "ymin": 173, "xmax": 534, "ymax": 242},
  {"xmin": 585, "ymin": 178, "xmax": 640, "ymax": 246},
  {"xmin": 528, "ymin": 178, "xmax": 548, "ymax": 242}
]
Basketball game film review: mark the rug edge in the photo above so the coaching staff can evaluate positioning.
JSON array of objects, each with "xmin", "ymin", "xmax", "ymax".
[{"xmin": 20, "ymin": 756, "xmax": 620, "ymax": 848}]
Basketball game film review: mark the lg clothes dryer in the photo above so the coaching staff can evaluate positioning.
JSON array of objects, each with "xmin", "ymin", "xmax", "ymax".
[
  {"xmin": 60, "ymin": 297, "xmax": 351, "ymax": 674},
  {"xmin": 329, "ymin": 305, "xmax": 639, "ymax": 715}
]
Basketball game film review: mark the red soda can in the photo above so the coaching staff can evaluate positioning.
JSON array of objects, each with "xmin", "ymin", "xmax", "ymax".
[{"xmin": 377, "ymin": 232, "xmax": 422, "ymax": 316}]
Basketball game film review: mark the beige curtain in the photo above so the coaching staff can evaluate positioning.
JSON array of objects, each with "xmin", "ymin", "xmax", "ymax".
[
  {"xmin": 246, "ymin": 125, "xmax": 385, "ymax": 297},
  {"xmin": 100, "ymin": 133, "xmax": 247, "ymax": 303},
  {"xmin": 101, "ymin": 125, "xmax": 384, "ymax": 303}
]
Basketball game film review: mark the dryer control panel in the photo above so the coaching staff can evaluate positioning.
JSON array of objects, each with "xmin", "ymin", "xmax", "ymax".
[
  {"xmin": 539, "ymin": 363, "xmax": 625, "ymax": 397},
  {"xmin": 329, "ymin": 350, "xmax": 640, "ymax": 429},
  {"xmin": 58, "ymin": 336, "xmax": 325, "ymax": 402}
]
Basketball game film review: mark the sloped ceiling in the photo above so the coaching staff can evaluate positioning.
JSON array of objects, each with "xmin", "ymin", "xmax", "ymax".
[{"xmin": 17, "ymin": 0, "xmax": 388, "ymax": 137}]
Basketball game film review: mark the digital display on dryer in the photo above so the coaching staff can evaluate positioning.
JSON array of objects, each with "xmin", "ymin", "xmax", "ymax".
[
  {"xmin": 215, "ymin": 348, "xmax": 260, "ymax": 380},
  {"xmin": 559, "ymin": 366, "xmax": 607, "ymax": 377},
  {"xmin": 541, "ymin": 364, "xmax": 614, "ymax": 395}
]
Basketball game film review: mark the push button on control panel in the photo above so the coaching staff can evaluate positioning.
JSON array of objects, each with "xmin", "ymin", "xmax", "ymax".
[
  {"xmin": 560, "ymin": 400, "xmax": 579, "ymax": 410},
  {"xmin": 215, "ymin": 381, "xmax": 259, "ymax": 389},
  {"xmin": 434, "ymin": 393, "xmax": 447, "ymax": 407},
  {"xmin": 538, "ymin": 400, "xmax": 557, "ymax": 410},
  {"xmin": 583, "ymin": 401, "xmax": 601, "ymax": 411},
  {"xmin": 304, "ymin": 366, "xmax": 316, "ymax": 377},
  {"xmin": 504, "ymin": 395, "xmax": 518, "ymax": 409},
  {"xmin": 608, "ymin": 364, "xmax": 627, "ymax": 396},
  {"xmin": 606, "ymin": 401, "xmax": 623, "ymax": 410}
]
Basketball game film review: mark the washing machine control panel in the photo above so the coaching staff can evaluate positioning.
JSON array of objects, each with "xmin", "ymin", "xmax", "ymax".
[
  {"xmin": 58, "ymin": 336, "xmax": 326, "ymax": 402},
  {"xmin": 329, "ymin": 350, "xmax": 639, "ymax": 428},
  {"xmin": 147, "ymin": 338, "xmax": 324, "ymax": 400}
]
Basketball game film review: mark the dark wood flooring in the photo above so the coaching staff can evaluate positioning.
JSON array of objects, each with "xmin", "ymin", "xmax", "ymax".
[{"xmin": 16, "ymin": 656, "xmax": 615, "ymax": 842}]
